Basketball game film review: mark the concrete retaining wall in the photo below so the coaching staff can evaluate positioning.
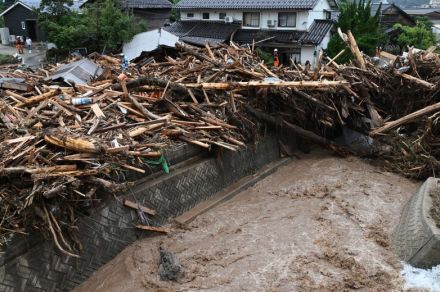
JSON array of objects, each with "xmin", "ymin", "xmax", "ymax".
[{"xmin": 0, "ymin": 135, "xmax": 280, "ymax": 291}]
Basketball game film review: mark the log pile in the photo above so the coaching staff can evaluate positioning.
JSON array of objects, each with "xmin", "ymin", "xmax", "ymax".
[{"xmin": 1, "ymin": 31, "xmax": 440, "ymax": 254}]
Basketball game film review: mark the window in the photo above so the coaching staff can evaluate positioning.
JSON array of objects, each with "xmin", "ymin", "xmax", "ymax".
[
  {"xmin": 21, "ymin": 21, "xmax": 26, "ymax": 30},
  {"xmin": 219, "ymin": 13, "xmax": 227, "ymax": 20},
  {"xmin": 187, "ymin": 13, "xmax": 194, "ymax": 18},
  {"xmin": 203, "ymin": 13, "xmax": 210, "ymax": 19},
  {"xmin": 278, "ymin": 12, "xmax": 296, "ymax": 27},
  {"xmin": 324, "ymin": 10, "xmax": 331, "ymax": 20},
  {"xmin": 243, "ymin": 12, "xmax": 260, "ymax": 27}
]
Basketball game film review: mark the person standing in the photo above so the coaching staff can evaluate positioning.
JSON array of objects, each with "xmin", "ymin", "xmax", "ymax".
[
  {"xmin": 15, "ymin": 37, "xmax": 24, "ymax": 54},
  {"xmin": 26, "ymin": 37, "xmax": 32, "ymax": 54}
]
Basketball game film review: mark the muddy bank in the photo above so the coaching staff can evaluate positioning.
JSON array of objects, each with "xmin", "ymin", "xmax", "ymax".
[{"xmin": 75, "ymin": 152, "xmax": 418, "ymax": 291}]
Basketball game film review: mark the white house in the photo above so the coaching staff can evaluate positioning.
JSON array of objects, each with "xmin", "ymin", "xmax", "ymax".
[{"xmin": 165, "ymin": 0, "xmax": 338, "ymax": 65}]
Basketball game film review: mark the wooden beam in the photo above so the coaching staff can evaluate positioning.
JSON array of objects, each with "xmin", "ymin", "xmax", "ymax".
[{"xmin": 123, "ymin": 199, "xmax": 156, "ymax": 216}]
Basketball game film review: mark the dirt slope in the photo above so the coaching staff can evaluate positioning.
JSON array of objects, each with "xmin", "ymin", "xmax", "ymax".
[{"xmin": 75, "ymin": 152, "xmax": 418, "ymax": 291}]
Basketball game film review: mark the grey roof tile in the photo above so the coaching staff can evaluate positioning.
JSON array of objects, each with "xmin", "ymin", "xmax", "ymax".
[
  {"xmin": 233, "ymin": 29, "xmax": 306, "ymax": 43},
  {"xmin": 166, "ymin": 19, "xmax": 333, "ymax": 47},
  {"xmin": 120, "ymin": 0, "xmax": 172, "ymax": 9},
  {"xmin": 164, "ymin": 21, "xmax": 240, "ymax": 39},
  {"xmin": 176, "ymin": 0, "xmax": 319, "ymax": 10},
  {"xmin": 299, "ymin": 19, "xmax": 333, "ymax": 44}
]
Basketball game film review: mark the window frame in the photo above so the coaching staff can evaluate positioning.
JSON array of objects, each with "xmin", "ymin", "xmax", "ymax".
[
  {"xmin": 278, "ymin": 12, "xmax": 297, "ymax": 28},
  {"xmin": 202, "ymin": 12, "xmax": 210, "ymax": 20},
  {"xmin": 187, "ymin": 12, "xmax": 194, "ymax": 18},
  {"xmin": 243, "ymin": 12, "xmax": 260, "ymax": 28},
  {"xmin": 219, "ymin": 12, "xmax": 227, "ymax": 20}
]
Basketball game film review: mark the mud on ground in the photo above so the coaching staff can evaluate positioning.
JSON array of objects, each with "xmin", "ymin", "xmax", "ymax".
[{"xmin": 75, "ymin": 152, "xmax": 418, "ymax": 291}]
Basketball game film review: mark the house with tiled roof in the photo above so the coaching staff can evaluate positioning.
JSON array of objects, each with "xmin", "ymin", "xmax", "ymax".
[
  {"xmin": 165, "ymin": 0, "xmax": 338, "ymax": 65},
  {"xmin": 115, "ymin": 0, "xmax": 172, "ymax": 29},
  {"xmin": 80, "ymin": 0, "xmax": 172, "ymax": 30},
  {"xmin": 1, "ymin": 0, "xmax": 85, "ymax": 42}
]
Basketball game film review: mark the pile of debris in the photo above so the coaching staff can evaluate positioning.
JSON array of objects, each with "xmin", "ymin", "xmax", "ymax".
[
  {"xmin": 0, "ymin": 51, "xmax": 247, "ymax": 255},
  {"xmin": 1, "ymin": 29, "xmax": 440, "ymax": 255}
]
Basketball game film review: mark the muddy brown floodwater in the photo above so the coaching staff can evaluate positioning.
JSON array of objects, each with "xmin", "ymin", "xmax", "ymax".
[{"xmin": 75, "ymin": 151, "xmax": 419, "ymax": 292}]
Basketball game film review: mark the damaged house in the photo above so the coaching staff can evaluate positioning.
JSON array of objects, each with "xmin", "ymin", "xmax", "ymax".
[{"xmin": 165, "ymin": 0, "xmax": 338, "ymax": 65}]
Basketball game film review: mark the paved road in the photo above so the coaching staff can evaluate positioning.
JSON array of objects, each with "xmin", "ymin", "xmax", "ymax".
[{"xmin": 0, "ymin": 44, "xmax": 46, "ymax": 68}]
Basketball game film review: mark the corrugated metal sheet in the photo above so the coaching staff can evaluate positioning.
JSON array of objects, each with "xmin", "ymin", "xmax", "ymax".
[
  {"xmin": 122, "ymin": 28, "xmax": 179, "ymax": 61},
  {"xmin": 46, "ymin": 59, "xmax": 103, "ymax": 85}
]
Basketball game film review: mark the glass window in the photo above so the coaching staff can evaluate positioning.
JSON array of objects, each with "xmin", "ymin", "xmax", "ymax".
[
  {"xmin": 278, "ymin": 12, "xmax": 296, "ymax": 27},
  {"xmin": 187, "ymin": 13, "xmax": 194, "ymax": 18},
  {"xmin": 243, "ymin": 12, "xmax": 260, "ymax": 27},
  {"xmin": 219, "ymin": 13, "xmax": 227, "ymax": 20},
  {"xmin": 203, "ymin": 13, "xmax": 210, "ymax": 19}
]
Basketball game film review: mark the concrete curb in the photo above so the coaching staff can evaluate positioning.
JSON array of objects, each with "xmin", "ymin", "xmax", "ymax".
[{"xmin": 392, "ymin": 177, "xmax": 440, "ymax": 268}]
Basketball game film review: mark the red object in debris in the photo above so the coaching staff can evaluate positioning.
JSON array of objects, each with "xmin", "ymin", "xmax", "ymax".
[{"xmin": 118, "ymin": 73, "xmax": 128, "ymax": 82}]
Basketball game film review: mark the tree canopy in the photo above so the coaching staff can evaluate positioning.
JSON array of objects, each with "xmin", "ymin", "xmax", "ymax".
[
  {"xmin": 392, "ymin": 17, "xmax": 437, "ymax": 50},
  {"xmin": 327, "ymin": 0, "xmax": 386, "ymax": 63},
  {"xmin": 38, "ymin": 0, "xmax": 146, "ymax": 53}
]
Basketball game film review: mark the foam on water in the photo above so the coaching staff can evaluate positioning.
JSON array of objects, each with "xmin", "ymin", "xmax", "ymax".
[{"xmin": 402, "ymin": 263, "xmax": 440, "ymax": 291}]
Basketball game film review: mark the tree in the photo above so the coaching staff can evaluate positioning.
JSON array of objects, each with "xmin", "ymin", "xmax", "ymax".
[
  {"xmin": 170, "ymin": 0, "xmax": 180, "ymax": 21},
  {"xmin": 326, "ymin": 0, "xmax": 386, "ymax": 63},
  {"xmin": 393, "ymin": 19, "xmax": 437, "ymax": 50},
  {"xmin": 38, "ymin": 0, "xmax": 146, "ymax": 53}
]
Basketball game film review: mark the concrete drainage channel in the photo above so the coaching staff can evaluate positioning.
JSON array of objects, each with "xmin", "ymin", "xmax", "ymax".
[
  {"xmin": 0, "ymin": 135, "xmax": 286, "ymax": 291},
  {"xmin": 392, "ymin": 177, "xmax": 440, "ymax": 268}
]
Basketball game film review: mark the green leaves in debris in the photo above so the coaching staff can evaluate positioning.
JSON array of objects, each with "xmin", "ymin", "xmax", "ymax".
[{"xmin": 38, "ymin": 0, "xmax": 147, "ymax": 53}]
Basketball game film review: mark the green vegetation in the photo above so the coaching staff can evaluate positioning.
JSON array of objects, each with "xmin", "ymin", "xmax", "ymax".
[
  {"xmin": 327, "ymin": 0, "xmax": 386, "ymax": 63},
  {"xmin": 38, "ymin": 0, "xmax": 146, "ymax": 53},
  {"xmin": 255, "ymin": 48, "xmax": 274, "ymax": 66},
  {"xmin": 430, "ymin": 189, "xmax": 440, "ymax": 228},
  {"xmin": 393, "ymin": 17, "xmax": 437, "ymax": 50},
  {"xmin": 170, "ymin": 0, "xmax": 180, "ymax": 21},
  {"xmin": 0, "ymin": 54, "xmax": 18, "ymax": 65},
  {"xmin": 0, "ymin": 2, "xmax": 6, "ymax": 27}
]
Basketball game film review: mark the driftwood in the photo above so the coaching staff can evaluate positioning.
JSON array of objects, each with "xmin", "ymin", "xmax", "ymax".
[{"xmin": 371, "ymin": 101, "xmax": 440, "ymax": 136}]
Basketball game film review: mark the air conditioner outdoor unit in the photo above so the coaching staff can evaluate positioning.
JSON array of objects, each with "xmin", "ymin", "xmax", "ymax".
[
  {"xmin": 267, "ymin": 20, "xmax": 276, "ymax": 27},
  {"xmin": 224, "ymin": 16, "xmax": 234, "ymax": 23}
]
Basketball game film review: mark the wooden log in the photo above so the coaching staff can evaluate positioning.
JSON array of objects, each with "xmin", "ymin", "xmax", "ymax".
[
  {"xmin": 0, "ymin": 81, "xmax": 33, "ymax": 92},
  {"xmin": 16, "ymin": 89, "xmax": 60, "ymax": 108},
  {"xmin": 338, "ymin": 28, "xmax": 366, "ymax": 70},
  {"xmin": 123, "ymin": 199, "xmax": 156, "ymax": 216},
  {"xmin": 0, "ymin": 165, "xmax": 77, "ymax": 175},
  {"xmin": 100, "ymin": 54, "xmax": 120, "ymax": 65},
  {"xmin": 44, "ymin": 133, "xmax": 99, "ymax": 153},
  {"xmin": 399, "ymin": 73, "xmax": 435, "ymax": 90},
  {"xmin": 4, "ymin": 90, "xmax": 27, "ymax": 102},
  {"xmin": 181, "ymin": 80, "xmax": 349, "ymax": 90},
  {"xmin": 370, "ymin": 101, "xmax": 440, "ymax": 136},
  {"xmin": 127, "ymin": 94, "xmax": 162, "ymax": 120},
  {"xmin": 176, "ymin": 42, "xmax": 222, "ymax": 66},
  {"xmin": 136, "ymin": 225, "xmax": 169, "ymax": 234}
]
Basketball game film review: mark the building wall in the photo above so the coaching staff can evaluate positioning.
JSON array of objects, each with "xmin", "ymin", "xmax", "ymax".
[
  {"xmin": 301, "ymin": 46, "xmax": 316, "ymax": 65},
  {"xmin": 180, "ymin": 0, "xmax": 331, "ymax": 30},
  {"xmin": 132, "ymin": 8, "xmax": 171, "ymax": 30},
  {"xmin": 3, "ymin": 5, "xmax": 46, "ymax": 41},
  {"xmin": 181, "ymin": 10, "xmax": 314, "ymax": 30}
]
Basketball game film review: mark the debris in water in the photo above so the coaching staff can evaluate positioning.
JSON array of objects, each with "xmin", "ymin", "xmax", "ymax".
[{"xmin": 159, "ymin": 247, "xmax": 182, "ymax": 281}]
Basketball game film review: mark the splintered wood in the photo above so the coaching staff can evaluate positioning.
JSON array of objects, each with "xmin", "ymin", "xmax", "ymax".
[{"xmin": 1, "ymin": 34, "xmax": 440, "ymax": 255}]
